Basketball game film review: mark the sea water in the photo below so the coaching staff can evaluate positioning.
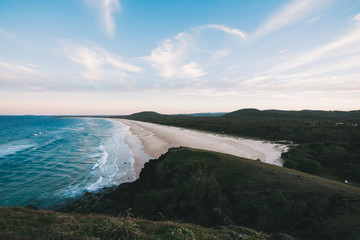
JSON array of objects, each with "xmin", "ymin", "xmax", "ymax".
[{"xmin": 0, "ymin": 116, "xmax": 136, "ymax": 209}]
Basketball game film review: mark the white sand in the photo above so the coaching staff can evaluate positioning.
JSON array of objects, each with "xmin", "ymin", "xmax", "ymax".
[{"xmin": 113, "ymin": 119, "xmax": 288, "ymax": 178}]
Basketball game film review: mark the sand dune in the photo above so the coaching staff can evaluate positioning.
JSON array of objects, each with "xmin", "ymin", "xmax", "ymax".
[{"xmin": 113, "ymin": 119, "xmax": 288, "ymax": 178}]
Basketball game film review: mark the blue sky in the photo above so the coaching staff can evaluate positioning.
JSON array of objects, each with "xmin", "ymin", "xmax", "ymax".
[{"xmin": 0, "ymin": 0, "xmax": 360, "ymax": 114}]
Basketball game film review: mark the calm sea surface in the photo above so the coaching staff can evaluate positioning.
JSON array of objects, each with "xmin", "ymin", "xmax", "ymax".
[{"xmin": 0, "ymin": 116, "xmax": 136, "ymax": 209}]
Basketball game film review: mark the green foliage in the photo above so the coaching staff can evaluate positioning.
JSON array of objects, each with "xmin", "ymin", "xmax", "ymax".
[
  {"xmin": 317, "ymin": 146, "xmax": 349, "ymax": 167},
  {"xmin": 283, "ymin": 143, "xmax": 360, "ymax": 182},
  {"xmin": 283, "ymin": 160, "xmax": 297, "ymax": 169},
  {"xmin": 297, "ymin": 158, "xmax": 323, "ymax": 174}
]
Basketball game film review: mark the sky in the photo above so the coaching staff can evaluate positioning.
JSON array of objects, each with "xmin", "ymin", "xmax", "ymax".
[{"xmin": 0, "ymin": 0, "xmax": 360, "ymax": 115}]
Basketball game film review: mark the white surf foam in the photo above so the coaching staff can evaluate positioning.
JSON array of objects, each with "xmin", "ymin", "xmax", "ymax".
[
  {"xmin": 0, "ymin": 141, "xmax": 36, "ymax": 158},
  {"xmin": 92, "ymin": 145, "xmax": 109, "ymax": 169},
  {"xmin": 58, "ymin": 119, "xmax": 137, "ymax": 199}
]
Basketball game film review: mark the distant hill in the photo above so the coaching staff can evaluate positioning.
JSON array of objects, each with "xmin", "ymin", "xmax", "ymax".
[
  {"xmin": 126, "ymin": 111, "xmax": 228, "ymax": 118},
  {"xmin": 120, "ymin": 108, "xmax": 360, "ymax": 120},
  {"xmin": 61, "ymin": 147, "xmax": 360, "ymax": 240},
  {"xmin": 223, "ymin": 108, "xmax": 360, "ymax": 119},
  {"xmin": 185, "ymin": 112, "xmax": 228, "ymax": 117},
  {"xmin": 127, "ymin": 111, "xmax": 165, "ymax": 118}
]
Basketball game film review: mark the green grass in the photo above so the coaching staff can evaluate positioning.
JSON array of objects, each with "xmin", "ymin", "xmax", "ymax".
[{"xmin": 0, "ymin": 207, "xmax": 268, "ymax": 240}]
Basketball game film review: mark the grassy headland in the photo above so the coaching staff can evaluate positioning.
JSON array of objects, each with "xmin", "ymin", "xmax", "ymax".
[{"xmin": 61, "ymin": 147, "xmax": 360, "ymax": 240}]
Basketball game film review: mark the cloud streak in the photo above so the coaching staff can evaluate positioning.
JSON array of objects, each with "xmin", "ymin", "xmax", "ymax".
[
  {"xmin": 0, "ymin": 60, "xmax": 55, "ymax": 92},
  {"xmin": 56, "ymin": 40, "xmax": 142, "ymax": 81},
  {"xmin": 253, "ymin": 0, "xmax": 332, "ymax": 38},
  {"xmin": 199, "ymin": 24, "xmax": 246, "ymax": 39},
  {"xmin": 270, "ymin": 22, "xmax": 360, "ymax": 73},
  {"xmin": 86, "ymin": 0, "xmax": 121, "ymax": 37},
  {"xmin": 0, "ymin": 61, "xmax": 41, "ymax": 76}
]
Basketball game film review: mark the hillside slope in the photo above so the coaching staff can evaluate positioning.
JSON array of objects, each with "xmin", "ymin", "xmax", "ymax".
[
  {"xmin": 0, "ymin": 207, "xmax": 268, "ymax": 240},
  {"xmin": 62, "ymin": 148, "xmax": 360, "ymax": 240}
]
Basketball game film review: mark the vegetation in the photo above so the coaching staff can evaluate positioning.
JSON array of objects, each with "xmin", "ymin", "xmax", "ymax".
[
  {"xmin": 62, "ymin": 148, "xmax": 360, "ymax": 240},
  {"xmin": 115, "ymin": 108, "xmax": 360, "ymax": 183},
  {"xmin": 0, "ymin": 206, "xmax": 268, "ymax": 240}
]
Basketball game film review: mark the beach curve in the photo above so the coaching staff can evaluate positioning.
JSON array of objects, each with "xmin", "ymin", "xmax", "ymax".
[{"xmin": 113, "ymin": 119, "xmax": 288, "ymax": 178}]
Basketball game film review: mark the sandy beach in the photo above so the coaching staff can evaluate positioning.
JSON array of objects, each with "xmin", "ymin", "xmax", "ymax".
[{"xmin": 113, "ymin": 119, "xmax": 288, "ymax": 178}]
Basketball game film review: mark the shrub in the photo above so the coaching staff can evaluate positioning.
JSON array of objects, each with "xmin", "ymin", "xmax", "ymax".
[
  {"xmin": 298, "ymin": 158, "xmax": 322, "ymax": 174},
  {"xmin": 283, "ymin": 160, "xmax": 298, "ymax": 169}
]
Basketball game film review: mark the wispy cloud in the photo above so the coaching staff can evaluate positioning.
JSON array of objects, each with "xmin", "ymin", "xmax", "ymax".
[
  {"xmin": 181, "ymin": 62, "xmax": 207, "ymax": 79},
  {"xmin": 354, "ymin": 13, "xmax": 360, "ymax": 21},
  {"xmin": 248, "ymin": 74, "xmax": 360, "ymax": 92},
  {"xmin": 0, "ymin": 60, "xmax": 53, "ymax": 91},
  {"xmin": 270, "ymin": 21, "xmax": 360, "ymax": 73},
  {"xmin": 253, "ymin": 0, "xmax": 333, "ymax": 38},
  {"xmin": 56, "ymin": 40, "xmax": 142, "ymax": 81},
  {"xmin": 228, "ymin": 14, "xmax": 360, "ymax": 96},
  {"xmin": 86, "ymin": 0, "xmax": 121, "ymax": 37},
  {"xmin": 142, "ymin": 24, "xmax": 247, "ymax": 80},
  {"xmin": 199, "ymin": 24, "xmax": 246, "ymax": 39},
  {"xmin": 0, "ymin": 61, "xmax": 41, "ymax": 76},
  {"xmin": 141, "ymin": 32, "xmax": 207, "ymax": 79}
]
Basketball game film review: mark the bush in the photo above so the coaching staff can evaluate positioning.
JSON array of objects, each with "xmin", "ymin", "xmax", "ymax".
[
  {"xmin": 298, "ymin": 158, "xmax": 322, "ymax": 174},
  {"xmin": 317, "ymin": 146, "xmax": 349, "ymax": 167},
  {"xmin": 283, "ymin": 160, "xmax": 298, "ymax": 169}
]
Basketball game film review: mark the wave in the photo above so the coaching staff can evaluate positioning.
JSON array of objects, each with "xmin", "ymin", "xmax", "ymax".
[
  {"xmin": 86, "ymin": 176, "xmax": 104, "ymax": 191},
  {"xmin": 92, "ymin": 145, "xmax": 108, "ymax": 170},
  {"xmin": 32, "ymin": 118, "xmax": 137, "ymax": 205},
  {"xmin": 0, "ymin": 141, "xmax": 36, "ymax": 158}
]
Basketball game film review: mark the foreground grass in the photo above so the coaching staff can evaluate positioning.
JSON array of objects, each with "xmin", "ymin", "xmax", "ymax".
[{"xmin": 0, "ymin": 207, "xmax": 268, "ymax": 240}]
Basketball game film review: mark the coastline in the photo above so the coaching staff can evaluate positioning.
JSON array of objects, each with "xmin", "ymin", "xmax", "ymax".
[{"xmin": 112, "ymin": 119, "xmax": 288, "ymax": 178}]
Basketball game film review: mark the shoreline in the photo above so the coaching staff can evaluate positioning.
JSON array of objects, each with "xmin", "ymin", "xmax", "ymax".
[{"xmin": 112, "ymin": 119, "xmax": 288, "ymax": 178}]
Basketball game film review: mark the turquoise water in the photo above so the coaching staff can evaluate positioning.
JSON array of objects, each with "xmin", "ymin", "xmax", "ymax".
[{"xmin": 0, "ymin": 116, "xmax": 136, "ymax": 209}]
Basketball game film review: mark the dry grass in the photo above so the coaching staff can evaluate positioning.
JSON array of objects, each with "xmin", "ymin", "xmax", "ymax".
[{"xmin": 0, "ymin": 207, "xmax": 268, "ymax": 240}]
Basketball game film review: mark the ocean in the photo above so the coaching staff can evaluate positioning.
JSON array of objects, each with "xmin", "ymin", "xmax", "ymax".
[{"xmin": 0, "ymin": 116, "xmax": 137, "ymax": 209}]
